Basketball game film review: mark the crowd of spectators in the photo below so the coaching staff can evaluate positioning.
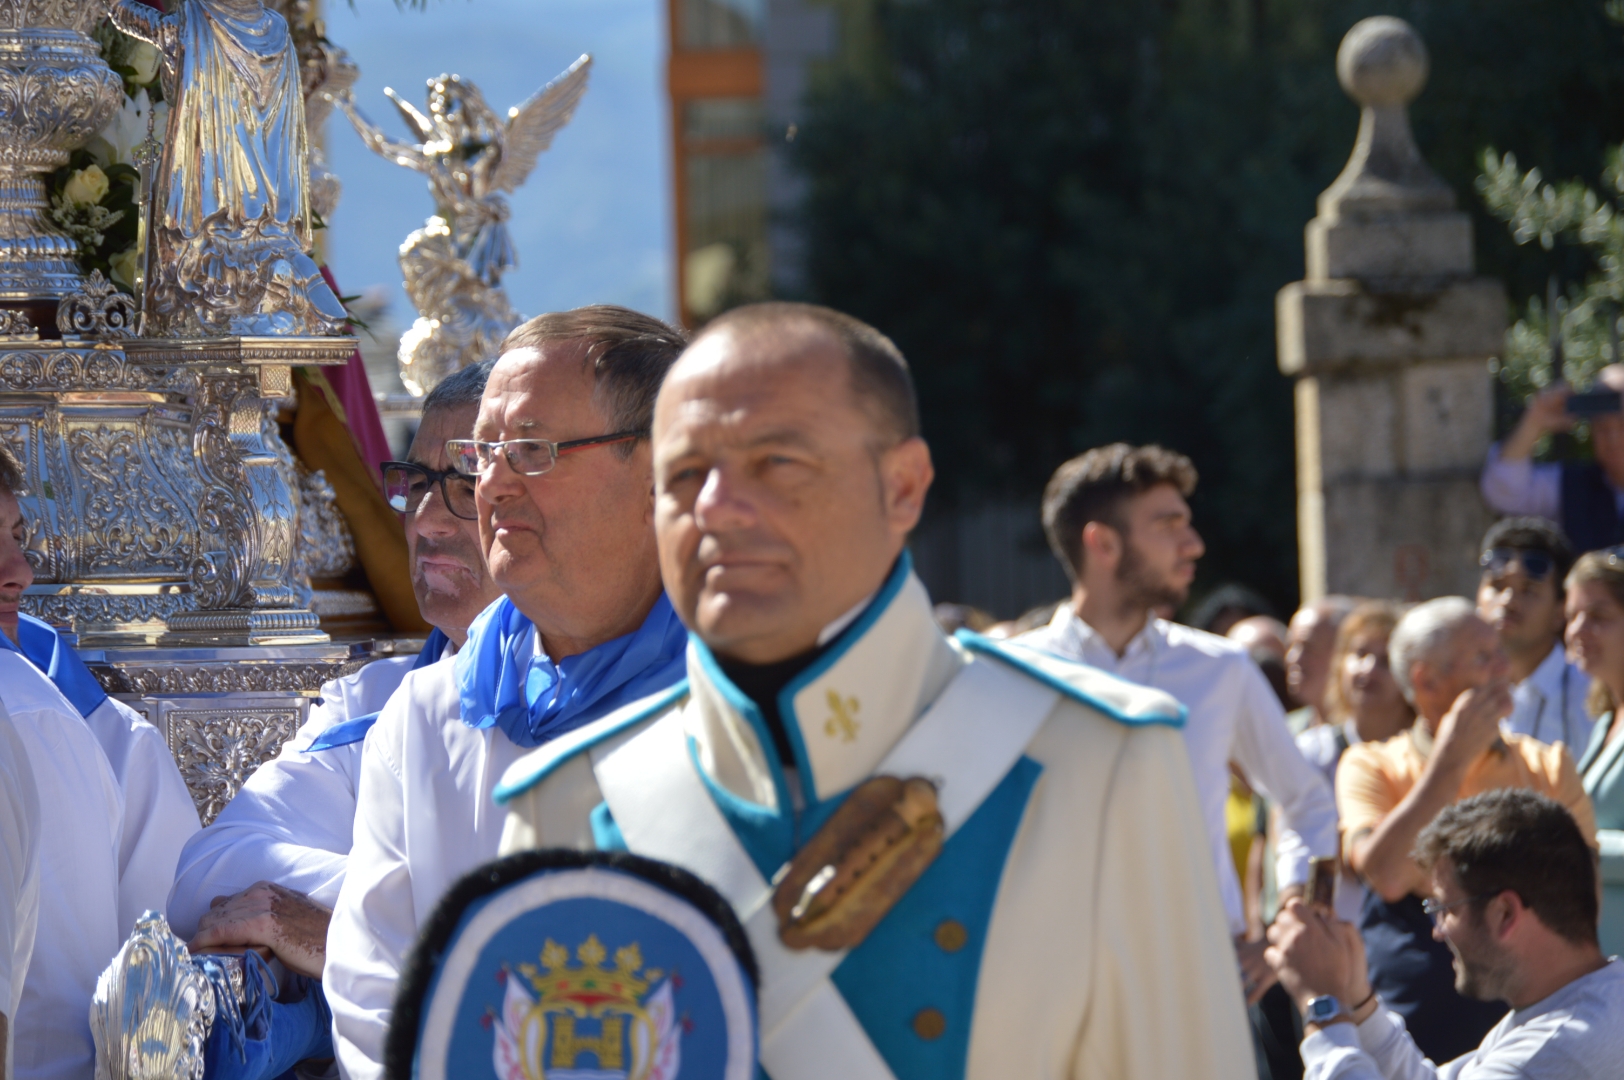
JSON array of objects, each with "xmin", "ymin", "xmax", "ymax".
[{"xmin": 962, "ymin": 438, "xmax": 1624, "ymax": 1080}]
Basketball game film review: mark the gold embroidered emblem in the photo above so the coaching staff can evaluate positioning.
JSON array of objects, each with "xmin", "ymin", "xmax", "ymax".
[{"xmin": 823, "ymin": 689, "xmax": 860, "ymax": 742}]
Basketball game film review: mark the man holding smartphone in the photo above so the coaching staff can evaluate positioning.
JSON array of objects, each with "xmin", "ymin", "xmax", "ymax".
[{"xmin": 1481, "ymin": 365, "xmax": 1624, "ymax": 554}]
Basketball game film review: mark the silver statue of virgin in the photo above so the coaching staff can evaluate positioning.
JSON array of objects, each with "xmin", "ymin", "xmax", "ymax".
[{"xmin": 104, "ymin": 0, "xmax": 346, "ymax": 337}]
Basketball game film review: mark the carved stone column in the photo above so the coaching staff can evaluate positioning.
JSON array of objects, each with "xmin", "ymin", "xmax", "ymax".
[{"xmin": 1277, "ymin": 17, "xmax": 1506, "ymax": 601}]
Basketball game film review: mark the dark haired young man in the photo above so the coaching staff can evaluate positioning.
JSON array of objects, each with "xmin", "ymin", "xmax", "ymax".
[
  {"xmin": 1475, "ymin": 517, "xmax": 1592, "ymax": 750},
  {"xmin": 1021, "ymin": 443, "xmax": 1338, "ymax": 1006},
  {"xmin": 1267, "ymin": 788, "xmax": 1623, "ymax": 1078}
]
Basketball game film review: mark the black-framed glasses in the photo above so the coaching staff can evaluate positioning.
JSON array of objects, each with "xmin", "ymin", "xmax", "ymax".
[
  {"xmin": 381, "ymin": 461, "xmax": 478, "ymax": 521},
  {"xmin": 445, "ymin": 430, "xmax": 646, "ymax": 478},
  {"xmin": 1479, "ymin": 547, "xmax": 1556, "ymax": 582},
  {"xmin": 1421, "ymin": 893, "xmax": 1495, "ymax": 924}
]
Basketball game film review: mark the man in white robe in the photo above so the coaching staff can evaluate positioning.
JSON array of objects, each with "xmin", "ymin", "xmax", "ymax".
[
  {"xmin": 495, "ymin": 303, "xmax": 1253, "ymax": 1079},
  {"xmin": 324, "ymin": 307, "xmax": 692, "ymax": 1080},
  {"xmin": 168, "ymin": 359, "xmax": 503, "ymax": 980},
  {"xmin": 0, "ymin": 700, "xmax": 39, "ymax": 1080},
  {"xmin": 0, "ymin": 445, "xmax": 193, "ymax": 1080}
]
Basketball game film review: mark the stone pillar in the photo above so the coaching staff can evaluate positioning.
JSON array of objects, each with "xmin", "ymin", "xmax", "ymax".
[{"xmin": 1277, "ymin": 17, "xmax": 1506, "ymax": 602}]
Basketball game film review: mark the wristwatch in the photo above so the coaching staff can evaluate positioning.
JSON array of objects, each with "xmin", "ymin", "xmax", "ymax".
[{"xmin": 1304, "ymin": 995, "xmax": 1347, "ymax": 1026}]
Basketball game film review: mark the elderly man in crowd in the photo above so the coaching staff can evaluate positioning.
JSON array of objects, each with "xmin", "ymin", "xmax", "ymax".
[
  {"xmin": 1020, "ymin": 443, "xmax": 1339, "ymax": 1011},
  {"xmin": 1268, "ymin": 789, "xmax": 1623, "ymax": 1079},
  {"xmin": 167, "ymin": 358, "xmax": 504, "ymax": 978},
  {"xmin": 324, "ymin": 307, "xmax": 692, "ymax": 1080},
  {"xmin": 1474, "ymin": 517, "xmax": 1592, "ymax": 750},
  {"xmin": 496, "ymin": 302, "xmax": 1252, "ymax": 1079},
  {"xmin": 1337, "ymin": 597, "xmax": 1594, "ymax": 1064},
  {"xmin": 1287, "ymin": 597, "xmax": 1358, "ymax": 733},
  {"xmin": 0, "ymin": 444, "xmax": 177, "ymax": 1080}
]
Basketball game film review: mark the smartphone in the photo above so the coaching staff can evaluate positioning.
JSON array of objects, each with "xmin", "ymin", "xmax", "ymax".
[
  {"xmin": 1308, "ymin": 856, "xmax": 1338, "ymax": 912},
  {"xmin": 1566, "ymin": 390, "xmax": 1622, "ymax": 417}
]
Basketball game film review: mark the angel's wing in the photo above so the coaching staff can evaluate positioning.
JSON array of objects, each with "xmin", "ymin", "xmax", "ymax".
[
  {"xmin": 489, "ymin": 54, "xmax": 593, "ymax": 194},
  {"xmin": 383, "ymin": 86, "xmax": 436, "ymax": 144}
]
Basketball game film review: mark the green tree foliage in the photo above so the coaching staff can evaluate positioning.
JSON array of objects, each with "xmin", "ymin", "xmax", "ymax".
[{"xmin": 792, "ymin": 0, "xmax": 1624, "ymax": 609}]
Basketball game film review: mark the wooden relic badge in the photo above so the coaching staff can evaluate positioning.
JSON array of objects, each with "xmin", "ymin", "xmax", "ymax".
[{"xmin": 773, "ymin": 775, "xmax": 945, "ymax": 951}]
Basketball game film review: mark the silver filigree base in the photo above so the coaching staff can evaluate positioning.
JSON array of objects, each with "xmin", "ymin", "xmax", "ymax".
[{"xmin": 160, "ymin": 607, "xmax": 328, "ymax": 647}]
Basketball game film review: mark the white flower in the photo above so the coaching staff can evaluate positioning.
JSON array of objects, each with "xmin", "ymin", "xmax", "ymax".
[
  {"xmin": 96, "ymin": 90, "xmax": 164, "ymax": 167},
  {"xmin": 126, "ymin": 40, "xmax": 160, "ymax": 85},
  {"xmin": 63, "ymin": 165, "xmax": 109, "ymax": 208},
  {"xmin": 109, "ymin": 247, "xmax": 141, "ymax": 292}
]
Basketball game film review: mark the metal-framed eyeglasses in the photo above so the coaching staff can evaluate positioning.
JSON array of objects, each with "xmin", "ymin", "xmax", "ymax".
[
  {"xmin": 1421, "ymin": 893, "xmax": 1494, "ymax": 924},
  {"xmin": 381, "ymin": 461, "xmax": 478, "ymax": 521},
  {"xmin": 1479, "ymin": 547, "xmax": 1556, "ymax": 582},
  {"xmin": 445, "ymin": 430, "xmax": 646, "ymax": 478}
]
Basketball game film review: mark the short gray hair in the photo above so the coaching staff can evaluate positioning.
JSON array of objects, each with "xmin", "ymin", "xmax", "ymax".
[
  {"xmin": 0, "ymin": 441, "xmax": 22, "ymax": 496},
  {"xmin": 1389, "ymin": 596, "xmax": 1478, "ymax": 703}
]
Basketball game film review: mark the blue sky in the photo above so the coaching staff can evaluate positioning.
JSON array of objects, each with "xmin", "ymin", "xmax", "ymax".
[{"xmin": 322, "ymin": 0, "xmax": 672, "ymax": 325}]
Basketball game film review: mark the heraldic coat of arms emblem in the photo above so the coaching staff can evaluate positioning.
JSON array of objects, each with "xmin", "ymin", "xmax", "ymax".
[{"xmin": 387, "ymin": 850, "xmax": 759, "ymax": 1080}]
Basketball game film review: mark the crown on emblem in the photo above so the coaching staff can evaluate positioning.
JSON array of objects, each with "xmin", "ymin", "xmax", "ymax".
[{"xmin": 519, "ymin": 934, "xmax": 663, "ymax": 1012}]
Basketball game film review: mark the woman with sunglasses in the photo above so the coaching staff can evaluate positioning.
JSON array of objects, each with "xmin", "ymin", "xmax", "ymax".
[{"xmin": 1563, "ymin": 549, "xmax": 1624, "ymax": 956}]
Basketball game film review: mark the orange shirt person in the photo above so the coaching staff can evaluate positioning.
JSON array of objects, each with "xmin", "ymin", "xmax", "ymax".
[{"xmin": 1336, "ymin": 596, "xmax": 1594, "ymax": 1064}]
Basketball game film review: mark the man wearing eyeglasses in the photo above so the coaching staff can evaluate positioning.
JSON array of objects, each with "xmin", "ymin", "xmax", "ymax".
[
  {"xmin": 1266, "ymin": 789, "xmax": 1624, "ymax": 1080},
  {"xmin": 1336, "ymin": 597, "xmax": 1595, "ymax": 1064},
  {"xmin": 162, "ymin": 361, "xmax": 502, "ymax": 1013},
  {"xmin": 1474, "ymin": 518, "xmax": 1593, "ymax": 752},
  {"xmin": 324, "ymin": 307, "xmax": 691, "ymax": 1080}
]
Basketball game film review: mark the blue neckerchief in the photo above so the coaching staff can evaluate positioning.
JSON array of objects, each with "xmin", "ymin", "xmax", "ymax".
[
  {"xmin": 304, "ymin": 628, "xmax": 451, "ymax": 752},
  {"xmin": 0, "ymin": 612, "xmax": 108, "ymax": 720},
  {"xmin": 456, "ymin": 593, "xmax": 689, "ymax": 749}
]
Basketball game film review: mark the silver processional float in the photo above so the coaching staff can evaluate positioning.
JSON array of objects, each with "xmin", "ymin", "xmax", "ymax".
[
  {"xmin": 0, "ymin": 0, "xmax": 587, "ymax": 824},
  {"xmin": 0, "ymin": 0, "xmax": 590, "ymax": 1072}
]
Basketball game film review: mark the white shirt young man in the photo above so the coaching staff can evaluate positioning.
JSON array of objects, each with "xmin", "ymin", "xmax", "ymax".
[
  {"xmin": 1474, "ymin": 521, "xmax": 1592, "ymax": 751},
  {"xmin": 168, "ymin": 361, "xmax": 503, "ymax": 977},
  {"xmin": 324, "ymin": 308, "xmax": 692, "ymax": 1080},
  {"xmin": 1018, "ymin": 443, "xmax": 1339, "ymax": 1002},
  {"xmin": 1267, "ymin": 788, "xmax": 1623, "ymax": 1080}
]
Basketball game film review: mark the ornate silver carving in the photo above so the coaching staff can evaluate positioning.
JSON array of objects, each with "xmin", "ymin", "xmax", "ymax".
[
  {"xmin": 106, "ymin": 0, "xmax": 346, "ymax": 337},
  {"xmin": 91, "ymin": 911, "xmax": 215, "ymax": 1080},
  {"xmin": 0, "ymin": 9, "xmax": 125, "ymax": 303},
  {"xmin": 57, "ymin": 267, "xmax": 138, "ymax": 338},
  {"xmin": 335, "ymin": 55, "xmax": 591, "ymax": 393},
  {"xmin": 294, "ymin": 462, "xmax": 356, "ymax": 581},
  {"xmin": 271, "ymin": 0, "xmax": 357, "ymax": 225},
  {"xmin": 165, "ymin": 705, "xmax": 302, "ymax": 824},
  {"xmin": 0, "ymin": 308, "xmax": 36, "ymax": 338},
  {"xmin": 97, "ymin": 660, "xmax": 361, "ymax": 696}
]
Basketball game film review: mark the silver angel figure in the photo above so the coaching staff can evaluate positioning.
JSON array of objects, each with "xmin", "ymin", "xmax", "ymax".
[
  {"xmin": 104, "ymin": 0, "xmax": 347, "ymax": 338},
  {"xmin": 335, "ymin": 55, "xmax": 591, "ymax": 394}
]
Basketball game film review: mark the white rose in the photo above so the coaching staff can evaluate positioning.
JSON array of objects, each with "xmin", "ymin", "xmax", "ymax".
[
  {"xmin": 109, "ymin": 247, "xmax": 141, "ymax": 292},
  {"xmin": 126, "ymin": 40, "xmax": 160, "ymax": 85},
  {"xmin": 63, "ymin": 165, "xmax": 110, "ymax": 208}
]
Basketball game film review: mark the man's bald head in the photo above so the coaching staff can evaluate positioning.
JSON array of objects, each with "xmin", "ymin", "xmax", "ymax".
[
  {"xmin": 688, "ymin": 302, "xmax": 919, "ymax": 445},
  {"xmin": 653, "ymin": 303, "xmax": 934, "ymax": 662}
]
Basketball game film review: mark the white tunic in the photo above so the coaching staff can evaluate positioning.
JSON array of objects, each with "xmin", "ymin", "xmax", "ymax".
[
  {"xmin": 1020, "ymin": 605, "xmax": 1340, "ymax": 934},
  {"xmin": 498, "ymin": 571, "xmax": 1256, "ymax": 1080},
  {"xmin": 167, "ymin": 655, "xmax": 418, "ymax": 937},
  {"xmin": 84, "ymin": 696, "xmax": 200, "ymax": 938},
  {"xmin": 0, "ymin": 651, "xmax": 124, "ymax": 1080},
  {"xmin": 324, "ymin": 660, "xmax": 528, "ymax": 1080},
  {"xmin": 0, "ymin": 699, "xmax": 39, "ymax": 1080}
]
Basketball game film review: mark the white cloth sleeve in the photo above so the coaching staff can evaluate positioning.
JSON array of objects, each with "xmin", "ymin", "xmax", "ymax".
[
  {"xmin": 85, "ymin": 697, "xmax": 201, "ymax": 938},
  {"xmin": 1230, "ymin": 661, "xmax": 1339, "ymax": 890},
  {"xmin": 0, "ymin": 706, "xmax": 39, "ymax": 1029},
  {"xmin": 1480, "ymin": 442, "xmax": 1562, "ymax": 520},
  {"xmin": 167, "ymin": 697, "xmax": 360, "ymax": 938},
  {"xmin": 324, "ymin": 698, "xmax": 415, "ymax": 1080},
  {"xmin": 1301, "ymin": 1006, "xmax": 1458, "ymax": 1080}
]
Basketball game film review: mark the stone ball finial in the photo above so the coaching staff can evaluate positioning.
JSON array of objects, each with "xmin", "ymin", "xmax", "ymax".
[{"xmin": 1337, "ymin": 16, "xmax": 1428, "ymax": 108}]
